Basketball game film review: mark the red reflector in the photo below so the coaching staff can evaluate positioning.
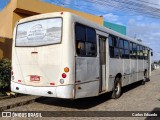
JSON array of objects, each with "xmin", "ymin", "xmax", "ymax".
[
  {"xmin": 50, "ymin": 83, "xmax": 55, "ymax": 85},
  {"xmin": 78, "ymin": 86, "xmax": 81, "ymax": 89},
  {"xmin": 62, "ymin": 73, "xmax": 67, "ymax": 78},
  {"xmin": 18, "ymin": 80, "xmax": 21, "ymax": 82},
  {"xmin": 11, "ymin": 71, "xmax": 13, "ymax": 75},
  {"xmin": 31, "ymin": 52, "xmax": 38, "ymax": 54},
  {"xmin": 61, "ymin": 12, "xmax": 63, "ymax": 15}
]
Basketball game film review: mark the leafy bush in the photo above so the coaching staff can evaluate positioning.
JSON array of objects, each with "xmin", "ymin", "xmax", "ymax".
[{"xmin": 0, "ymin": 58, "xmax": 11, "ymax": 91}]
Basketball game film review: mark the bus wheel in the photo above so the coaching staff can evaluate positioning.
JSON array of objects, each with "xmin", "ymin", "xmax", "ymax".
[
  {"xmin": 142, "ymin": 70, "xmax": 147, "ymax": 85},
  {"xmin": 141, "ymin": 79, "xmax": 145, "ymax": 85},
  {"xmin": 112, "ymin": 78, "xmax": 122, "ymax": 99},
  {"xmin": 144, "ymin": 70, "xmax": 150, "ymax": 82}
]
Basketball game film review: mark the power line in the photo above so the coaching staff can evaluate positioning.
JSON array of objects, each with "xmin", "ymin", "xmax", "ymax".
[
  {"xmin": 85, "ymin": 0, "xmax": 160, "ymax": 18},
  {"xmin": 136, "ymin": 0, "xmax": 160, "ymax": 7},
  {"xmin": 52, "ymin": 0, "xmax": 160, "ymax": 19}
]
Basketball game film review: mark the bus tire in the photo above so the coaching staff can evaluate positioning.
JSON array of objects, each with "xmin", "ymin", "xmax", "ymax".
[
  {"xmin": 112, "ymin": 77, "xmax": 122, "ymax": 99},
  {"xmin": 141, "ymin": 80, "xmax": 145, "ymax": 85},
  {"xmin": 144, "ymin": 69, "xmax": 150, "ymax": 82},
  {"xmin": 142, "ymin": 70, "xmax": 147, "ymax": 85}
]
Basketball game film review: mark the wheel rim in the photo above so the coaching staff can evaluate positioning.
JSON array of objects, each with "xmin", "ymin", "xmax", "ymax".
[{"xmin": 115, "ymin": 82, "xmax": 120, "ymax": 95}]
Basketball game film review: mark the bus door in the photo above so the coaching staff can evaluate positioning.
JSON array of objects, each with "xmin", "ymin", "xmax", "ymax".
[
  {"xmin": 148, "ymin": 49, "xmax": 152, "ymax": 77},
  {"xmin": 144, "ymin": 48, "xmax": 150, "ymax": 77},
  {"xmin": 98, "ymin": 32, "xmax": 109, "ymax": 93},
  {"xmin": 146, "ymin": 49, "xmax": 151, "ymax": 78},
  {"xmin": 98, "ymin": 34, "xmax": 109, "ymax": 93}
]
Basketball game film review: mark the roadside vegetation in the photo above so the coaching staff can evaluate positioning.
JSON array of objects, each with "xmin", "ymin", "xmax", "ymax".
[{"xmin": 0, "ymin": 58, "xmax": 11, "ymax": 96}]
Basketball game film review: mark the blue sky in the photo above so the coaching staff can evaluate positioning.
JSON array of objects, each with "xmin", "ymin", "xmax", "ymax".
[
  {"xmin": 0, "ymin": 0, "xmax": 160, "ymax": 61},
  {"xmin": 0, "ymin": 0, "xmax": 10, "ymax": 11}
]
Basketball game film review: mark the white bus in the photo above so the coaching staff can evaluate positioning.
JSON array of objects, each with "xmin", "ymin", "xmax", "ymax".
[{"xmin": 11, "ymin": 12, "xmax": 152, "ymax": 99}]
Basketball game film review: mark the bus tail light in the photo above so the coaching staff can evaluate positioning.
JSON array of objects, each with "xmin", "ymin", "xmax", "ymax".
[
  {"xmin": 62, "ymin": 73, "xmax": 67, "ymax": 78},
  {"xmin": 64, "ymin": 67, "xmax": 69, "ymax": 73}
]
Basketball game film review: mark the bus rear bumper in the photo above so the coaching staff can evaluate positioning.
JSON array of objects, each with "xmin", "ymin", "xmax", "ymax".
[{"xmin": 11, "ymin": 81, "xmax": 75, "ymax": 99}]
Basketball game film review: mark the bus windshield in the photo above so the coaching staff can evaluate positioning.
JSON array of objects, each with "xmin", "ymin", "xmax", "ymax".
[{"xmin": 16, "ymin": 18, "xmax": 62, "ymax": 46}]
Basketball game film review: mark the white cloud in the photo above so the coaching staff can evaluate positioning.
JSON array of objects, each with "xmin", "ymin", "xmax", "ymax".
[
  {"xmin": 103, "ymin": 13, "xmax": 119, "ymax": 22},
  {"xmin": 102, "ymin": 13, "xmax": 125, "ymax": 25}
]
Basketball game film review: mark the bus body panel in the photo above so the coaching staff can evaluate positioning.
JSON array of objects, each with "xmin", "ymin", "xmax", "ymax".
[
  {"xmin": 122, "ymin": 59, "xmax": 130, "ymax": 86},
  {"xmin": 75, "ymin": 57, "xmax": 99, "ymax": 83},
  {"xmin": 109, "ymin": 58, "xmax": 123, "ymax": 77},
  {"xmin": 130, "ymin": 59, "xmax": 137, "ymax": 84},
  {"xmin": 75, "ymin": 81, "xmax": 99, "ymax": 98},
  {"xmin": 12, "ymin": 45, "xmax": 63, "ymax": 87},
  {"xmin": 138, "ymin": 60, "xmax": 144, "ymax": 81},
  {"xmin": 11, "ymin": 81, "xmax": 74, "ymax": 98},
  {"xmin": 75, "ymin": 57, "xmax": 100, "ymax": 98}
]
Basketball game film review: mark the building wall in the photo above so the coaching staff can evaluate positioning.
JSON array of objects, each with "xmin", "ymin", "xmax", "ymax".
[
  {"xmin": 0, "ymin": 37, "xmax": 12, "ymax": 59},
  {"xmin": 0, "ymin": 0, "xmax": 17, "ymax": 39},
  {"xmin": 0, "ymin": 0, "xmax": 17, "ymax": 59},
  {"xmin": 104, "ymin": 21, "xmax": 126, "ymax": 35}
]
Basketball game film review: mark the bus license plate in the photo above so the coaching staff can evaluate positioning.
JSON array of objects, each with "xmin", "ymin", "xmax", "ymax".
[{"xmin": 30, "ymin": 75, "xmax": 40, "ymax": 81}]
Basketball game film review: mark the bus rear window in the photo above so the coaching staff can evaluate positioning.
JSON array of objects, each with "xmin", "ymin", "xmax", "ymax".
[{"xmin": 16, "ymin": 18, "xmax": 62, "ymax": 46}]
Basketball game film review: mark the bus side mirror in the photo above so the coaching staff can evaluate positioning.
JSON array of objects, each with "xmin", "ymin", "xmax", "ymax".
[{"xmin": 151, "ymin": 52, "xmax": 153, "ymax": 56}]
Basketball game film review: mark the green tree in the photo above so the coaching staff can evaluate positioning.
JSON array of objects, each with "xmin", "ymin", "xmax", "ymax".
[{"xmin": 0, "ymin": 58, "xmax": 11, "ymax": 91}]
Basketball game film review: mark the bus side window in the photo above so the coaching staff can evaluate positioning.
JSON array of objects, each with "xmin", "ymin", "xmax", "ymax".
[
  {"xmin": 109, "ymin": 36, "xmax": 114, "ymax": 58},
  {"xmin": 86, "ymin": 27, "xmax": 97, "ymax": 56},
  {"xmin": 119, "ymin": 39, "xmax": 129, "ymax": 59},
  {"xmin": 132, "ymin": 43, "xmax": 137, "ymax": 59},
  {"xmin": 144, "ymin": 47, "xmax": 148, "ymax": 60},
  {"xmin": 75, "ymin": 24, "xmax": 86, "ymax": 56},
  {"xmin": 139, "ymin": 45, "xmax": 143, "ymax": 59},
  {"xmin": 75, "ymin": 23, "xmax": 97, "ymax": 57},
  {"xmin": 119, "ymin": 39, "xmax": 124, "ymax": 58},
  {"xmin": 137, "ymin": 45, "xmax": 140, "ymax": 59},
  {"xmin": 142, "ymin": 47, "xmax": 145, "ymax": 59},
  {"xmin": 109, "ymin": 35, "xmax": 119, "ymax": 58},
  {"xmin": 124, "ymin": 40, "xmax": 129, "ymax": 59},
  {"xmin": 130, "ymin": 42, "xmax": 137, "ymax": 59},
  {"xmin": 130, "ymin": 42, "xmax": 133, "ymax": 58}
]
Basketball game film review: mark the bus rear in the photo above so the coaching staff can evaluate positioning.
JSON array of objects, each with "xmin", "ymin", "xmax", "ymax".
[{"xmin": 11, "ymin": 12, "xmax": 75, "ymax": 99}]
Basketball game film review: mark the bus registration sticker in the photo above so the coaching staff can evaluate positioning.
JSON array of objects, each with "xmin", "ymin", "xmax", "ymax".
[{"xmin": 30, "ymin": 75, "xmax": 40, "ymax": 81}]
